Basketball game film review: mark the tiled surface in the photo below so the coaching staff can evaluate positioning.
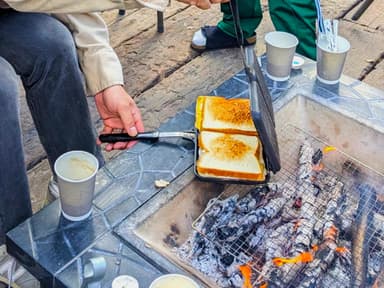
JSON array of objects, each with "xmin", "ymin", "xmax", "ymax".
[
  {"xmin": 6, "ymin": 56, "xmax": 384, "ymax": 287},
  {"xmin": 55, "ymin": 232, "xmax": 164, "ymax": 288}
]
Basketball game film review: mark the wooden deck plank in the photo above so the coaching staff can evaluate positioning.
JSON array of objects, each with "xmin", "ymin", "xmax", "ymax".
[
  {"xmin": 114, "ymin": 6, "xmax": 222, "ymax": 97},
  {"xmin": 356, "ymin": 0, "xmax": 384, "ymax": 30},
  {"xmin": 337, "ymin": 20, "xmax": 384, "ymax": 86},
  {"xmin": 363, "ymin": 59, "xmax": 384, "ymax": 90},
  {"xmin": 109, "ymin": 2, "xmax": 189, "ymax": 48}
]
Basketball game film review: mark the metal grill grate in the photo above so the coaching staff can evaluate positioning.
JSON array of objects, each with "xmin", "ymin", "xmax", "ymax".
[{"xmin": 192, "ymin": 124, "xmax": 384, "ymax": 287}]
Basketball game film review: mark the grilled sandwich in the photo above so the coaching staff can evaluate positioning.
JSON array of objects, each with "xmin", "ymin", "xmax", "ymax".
[{"xmin": 195, "ymin": 96, "xmax": 266, "ymax": 181}]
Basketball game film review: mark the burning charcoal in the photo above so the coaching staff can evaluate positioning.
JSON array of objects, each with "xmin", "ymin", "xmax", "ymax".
[
  {"xmin": 200, "ymin": 195, "xmax": 239, "ymax": 238},
  {"xmin": 313, "ymin": 180, "xmax": 344, "ymax": 238},
  {"xmin": 220, "ymin": 254, "xmax": 235, "ymax": 267},
  {"xmin": 335, "ymin": 192, "xmax": 359, "ymax": 237},
  {"xmin": 352, "ymin": 184, "xmax": 377, "ymax": 288},
  {"xmin": 280, "ymin": 183, "xmax": 301, "ymax": 221},
  {"xmin": 299, "ymin": 141, "xmax": 314, "ymax": 165},
  {"xmin": 226, "ymin": 272, "xmax": 243, "ymax": 288},
  {"xmin": 293, "ymin": 192, "xmax": 318, "ymax": 253},
  {"xmin": 250, "ymin": 184, "xmax": 270, "ymax": 200},
  {"xmin": 298, "ymin": 141, "xmax": 314, "ymax": 182},
  {"xmin": 177, "ymin": 139, "xmax": 380, "ymax": 288},
  {"xmin": 235, "ymin": 196, "xmax": 287, "ymax": 238},
  {"xmin": 320, "ymin": 258, "xmax": 352, "ymax": 288},
  {"xmin": 216, "ymin": 225, "xmax": 239, "ymax": 242},
  {"xmin": 236, "ymin": 197, "xmax": 258, "ymax": 214},
  {"xmin": 312, "ymin": 149, "xmax": 323, "ymax": 165},
  {"xmin": 249, "ymin": 225, "xmax": 267, "ymax": 249},
  {"xmin": 367, "ymin": 252, "xmax": 383, "ymax": 284}
]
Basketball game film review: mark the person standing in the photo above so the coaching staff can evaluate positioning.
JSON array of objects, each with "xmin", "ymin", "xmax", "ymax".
[{"xmin": 191, "ymin": 0, "xmax": 317, "ymax": 60}]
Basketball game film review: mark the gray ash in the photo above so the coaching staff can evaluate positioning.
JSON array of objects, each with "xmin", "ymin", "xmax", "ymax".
[{"xmin": 176, "ymin": 141, "xmax": 384, "ymax": 287}]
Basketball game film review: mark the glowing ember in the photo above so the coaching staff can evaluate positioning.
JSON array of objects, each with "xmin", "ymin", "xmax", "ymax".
[
  {"xmin": 312, "ymin": 162, "xmax": 324, "ymax": 172},
  {"xmin": 323, "ymin": 146, "xmax": 337, "ymax": 153},
  {"xmin": 259, "ymin": 282, "xmax": 268, "ymax": 288},
  {"xmin": 335, "ymin": 247, "xmax": 349, "ymax": 254},
  {"xmin": 239, "ymin": 264, "xmax": 253, "ymax": 288},
  {"xmin": 272, "ymin": 250, "xmax": 315, "ymax": 267},
  {"xmin": 324, "ymin": 225, "xmax": 338, "ymax": 241}
]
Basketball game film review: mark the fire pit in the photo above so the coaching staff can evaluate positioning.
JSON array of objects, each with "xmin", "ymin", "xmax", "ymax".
[{"xmin": 117, "ymin": 95, "xmax": 384, "ymax": 288}]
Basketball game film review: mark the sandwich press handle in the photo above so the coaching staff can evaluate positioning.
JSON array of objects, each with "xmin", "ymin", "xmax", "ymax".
[{"xmin": 99, "ymin": 131, "xmax": 160, "ymax": 143}]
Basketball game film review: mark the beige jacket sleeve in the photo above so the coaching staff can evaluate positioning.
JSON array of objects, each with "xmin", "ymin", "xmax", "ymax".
[
  {"xmin": 4, "ymin": 0, "xmax": 168, "ymax": 95},
  {"xmin": 54, "ymin": 13, "xmax": 124, "ymax": 96},
  {"xmin": 4, "ymin": 0, "xmax": 168, "ymax": 13}
]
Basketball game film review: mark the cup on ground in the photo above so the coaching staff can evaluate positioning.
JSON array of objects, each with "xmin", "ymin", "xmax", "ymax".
[
  {"xmin": 316, "ymin": 35, "xmax": 350, "ymax": 84},
  {"xmin": 112, "ymin": 275, "xmax": 139, "ymax": 288},
  {"xmin": 265, "ymin": 31, "xmax": 298, "ymax": 81},
  {"xmin": 54, "ymin": 150, "xmax": 99, "ymax": 221},
  {"xmin": 149, "ymin": 274, "xmax": 199, "ymax": 288}
]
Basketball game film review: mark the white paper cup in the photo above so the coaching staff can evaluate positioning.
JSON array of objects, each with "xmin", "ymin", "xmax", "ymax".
[
  {"xmin": 265, "ymin": 31, "xmax": 298, "ymax": 81},
  {"xmin": 316, "ymin": 36, "xmax": 350, "ymax": 84},
  {"xmin": 112, "ymin": 275, "xmax": 139, "ymax": 288},
  {"xmin": 149, "ymin": 274, "xmax": 199, "ymax": 288},
  {"xmin": 54, "ymin": 150, "xmax": 98, "ymax": 221}
]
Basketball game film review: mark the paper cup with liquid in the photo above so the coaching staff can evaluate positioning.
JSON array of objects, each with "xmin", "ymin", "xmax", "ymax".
[
  {"xmin": 149, "ymin": 274, "xmax": 199, "ymax": 288},
  {"xmin": 316, "ymin": 35, "xmax": 350, "ymax": 84},
  {"xmin": 54, "ymin": 150, "xmax": 98, "ymax": 221}
]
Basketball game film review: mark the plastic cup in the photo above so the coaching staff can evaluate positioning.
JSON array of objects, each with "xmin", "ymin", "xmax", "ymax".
[
  {"xmin": 54, "ymin": 150, "xmax": 98, "ymax": 221},
  {"xmin": 149, "ymin": 274, "xmax": 199, "ymax": 288},
  {"xmin": 265, "ymin": 31, "xmax": 298, "ymax": 81},
  {"xmin": 316, "ymin": 35, "xmax": 350, "ymax": 84}
]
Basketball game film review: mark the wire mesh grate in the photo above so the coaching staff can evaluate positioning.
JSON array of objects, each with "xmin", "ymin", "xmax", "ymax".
[{"xmin": 191, "ymin": 124, "xmax": 384, "ymax": 287}]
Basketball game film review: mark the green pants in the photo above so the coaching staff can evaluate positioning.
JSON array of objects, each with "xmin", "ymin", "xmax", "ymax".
[{"xmin": 218, "ymin": 0, "xmax": 317, "ymax": 60}]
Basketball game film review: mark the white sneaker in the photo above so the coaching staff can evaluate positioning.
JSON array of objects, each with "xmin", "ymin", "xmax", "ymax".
[
  {"xmin": 48, "ymin": 176, "xmax": 59, "ymax": 199},
  {"xmin": 191, "ymin": 28, "xmax": 207, "ymax": 48}
]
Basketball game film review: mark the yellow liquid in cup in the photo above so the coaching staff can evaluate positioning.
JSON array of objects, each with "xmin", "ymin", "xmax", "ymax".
[
  {"xmin": 151, "ymin": 275, "xmax": 198, "ymax": 288},
  {"xmin": 60, "ymin": 157, "xmax": 96, "ymax": 180}
]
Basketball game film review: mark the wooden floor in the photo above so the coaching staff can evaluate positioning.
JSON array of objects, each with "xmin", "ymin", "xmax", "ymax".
[{"xmin": 2, "ymin": 0, "xmax": 384, "ymax": 286}]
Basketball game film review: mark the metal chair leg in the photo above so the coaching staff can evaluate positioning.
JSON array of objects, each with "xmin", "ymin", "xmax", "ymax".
[{"xmin": 157, "ymin": 11, "xmax": 164, "ymax": 33}]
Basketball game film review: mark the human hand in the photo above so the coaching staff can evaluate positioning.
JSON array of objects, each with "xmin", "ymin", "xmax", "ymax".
[{"xmin": 95, "ymin": 85, "xmax": 144, "ymax": 151}]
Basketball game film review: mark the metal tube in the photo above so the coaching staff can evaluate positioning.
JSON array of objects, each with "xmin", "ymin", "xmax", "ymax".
[{"xmin": 157, "ymin": 11, "xmax": 164, "ymax": 33}]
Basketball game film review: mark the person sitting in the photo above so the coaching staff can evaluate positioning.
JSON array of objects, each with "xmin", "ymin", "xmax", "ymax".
[{"xmin": 0, "ymin": 0, "xmax": 228, "ymax": 253}]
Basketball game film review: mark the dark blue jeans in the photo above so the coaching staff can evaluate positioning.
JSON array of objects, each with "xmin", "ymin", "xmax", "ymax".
[{"xmin": 0, "ymin": 10, "xmax": 104, "ymax": 244}]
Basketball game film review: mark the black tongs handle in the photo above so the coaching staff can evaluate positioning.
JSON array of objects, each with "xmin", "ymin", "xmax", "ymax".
[{"xmin": 99, "ymin": 131, "xmax": 160, "ymax": 143}]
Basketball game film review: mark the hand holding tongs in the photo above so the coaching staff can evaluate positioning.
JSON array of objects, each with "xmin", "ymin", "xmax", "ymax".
[{"xmin": 99, "ymin": 131, "xmax": 196, "ymax": 143}]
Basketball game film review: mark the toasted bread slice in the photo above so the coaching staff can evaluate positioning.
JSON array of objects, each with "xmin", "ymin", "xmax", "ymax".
[
  {"xmin": 196, "ymin": 131, "xmax": 266, "ymax": 181},
  {"xmin": 195, "ymin": 96, "xmax": 257, "ymax": 135}
]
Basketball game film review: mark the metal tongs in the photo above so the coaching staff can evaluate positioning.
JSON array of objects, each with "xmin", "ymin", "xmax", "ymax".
[
  {"xmin": 99, "ymin": 131, "xmax": 196, "ymax": 143},
  {"xmin": 229, "ymin": 0, "xmax": 281, "ymax": 173}
]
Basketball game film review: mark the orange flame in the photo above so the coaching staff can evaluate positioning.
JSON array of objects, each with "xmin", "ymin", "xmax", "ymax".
[
  {"xmin": 324, "ymin": 225, "xmax": 338, "ymax": 241},
  {"xmin": 272, "ymin": 251, "xmax": 314, "ymax": 266},
  {"xmin": 239, "ymin": 264, "xmax": 252, "ymax": 288},
  {"xmin": 323, "ymin": 146, "xmax": 336, "ymax": 153},
  {"xmin": 259, "ymin": 282, "xmax": 268, "ymax": 288},
  {"xmin": 335, "ymin": 246, "xmax": 349, "ymax": 254}
]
